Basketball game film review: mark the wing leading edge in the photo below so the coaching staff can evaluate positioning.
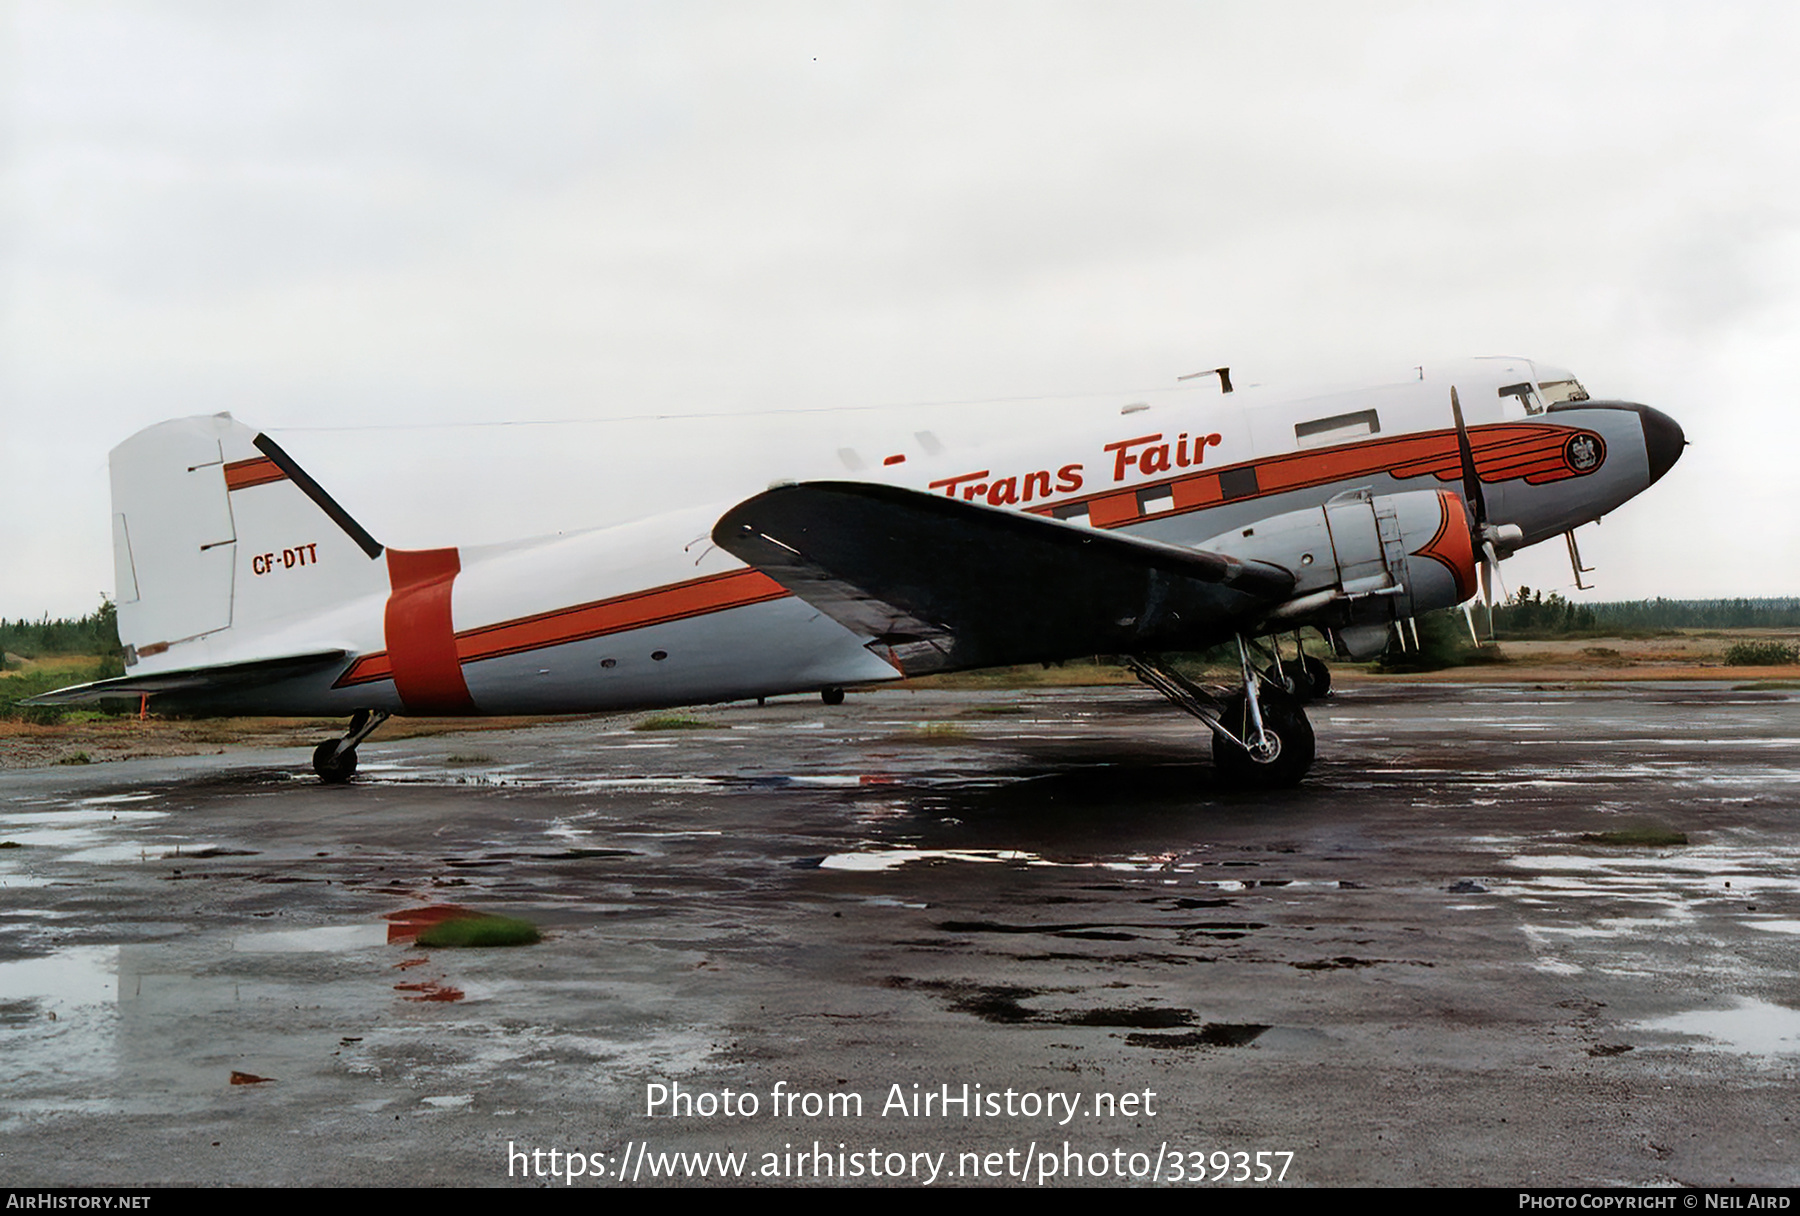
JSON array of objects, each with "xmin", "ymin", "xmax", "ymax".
[{"xmin": 713, "ymin": 482, "xmax": 1295, "ymax": 675}]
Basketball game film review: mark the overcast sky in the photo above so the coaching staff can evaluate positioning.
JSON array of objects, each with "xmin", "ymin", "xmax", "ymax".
[{"xmin": 4, "ymin": 1, "xmax": 1797, "ymax": 620}]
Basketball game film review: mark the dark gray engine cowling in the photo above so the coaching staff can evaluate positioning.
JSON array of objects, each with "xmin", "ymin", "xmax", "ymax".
[{"xmin": 1198, "ymin": 488, "xmax": 1477, "ymax": 658}]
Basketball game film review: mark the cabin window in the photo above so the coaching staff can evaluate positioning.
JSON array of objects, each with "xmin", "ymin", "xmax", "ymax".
[
  {"xmin": 1137, "ymin": 486, "xmax": 1174, "ymax": 515},
  {"xmin": 1295, "ymin": 409, "xmax": 1380, "ymax": 448}
]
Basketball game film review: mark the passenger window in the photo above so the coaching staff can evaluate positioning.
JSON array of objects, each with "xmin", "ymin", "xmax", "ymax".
[{"xmin": 1295, "ymin": 409, "xmax": 1380, "ymax": 448}]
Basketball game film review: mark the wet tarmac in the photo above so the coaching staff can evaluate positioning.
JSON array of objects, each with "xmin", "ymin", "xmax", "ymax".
[{"xmin": 0, "ymin": 683, "xmax": 1796, "ymax": 1187}]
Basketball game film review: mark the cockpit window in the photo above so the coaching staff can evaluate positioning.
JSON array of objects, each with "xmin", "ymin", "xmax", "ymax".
[
  {"xmin": 1539, "ymin": 378, "xmax": 1589, "ymax": 405},
  {"xmin": 1498, "ymin": 382, "xmax": 1545, "ymax": 416}
]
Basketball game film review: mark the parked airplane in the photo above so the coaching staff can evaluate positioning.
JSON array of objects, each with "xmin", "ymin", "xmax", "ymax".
[{"xmin": 31, "ymin": 357, "xmax": 1683, "ymax": 787}]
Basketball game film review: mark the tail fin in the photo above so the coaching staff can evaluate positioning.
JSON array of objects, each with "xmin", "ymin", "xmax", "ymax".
[{"xmin": 110, "ymin": 414, "xmax": 388, "ymax": 666}]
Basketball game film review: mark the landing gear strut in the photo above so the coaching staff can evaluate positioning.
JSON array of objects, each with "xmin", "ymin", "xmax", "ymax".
[
  {"xmin": 1127, "ymin": 636, "xmax": 1315, "ymax": 788},
  {"xmin": 311, "ymin": 709, "xmax": 390, "ymax": 783}
]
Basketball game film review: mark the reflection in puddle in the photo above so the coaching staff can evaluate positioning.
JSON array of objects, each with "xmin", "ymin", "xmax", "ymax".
[
  {"xmin": 233, "ymin": 924, "xmax": 389, "ymax": 953},
  {"xmin": 1637, "ymin": 998, "xmax": 1800, "ymax": 1054}
]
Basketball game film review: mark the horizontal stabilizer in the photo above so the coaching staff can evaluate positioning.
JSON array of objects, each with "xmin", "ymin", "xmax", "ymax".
[
  {"xmin": 713, "ymin": 482, "xmax": 1294, "ymax": 673},
  {"xmin": 22, "ymin": 650, "xmax": 349, "ymax": 706}
]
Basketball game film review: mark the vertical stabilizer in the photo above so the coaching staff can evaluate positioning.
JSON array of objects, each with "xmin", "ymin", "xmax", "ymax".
[
  {"xmin": 110, "ymin": 416, "xmax": 388, "ymax": 667},
  {"xmin": 110, "ymin": 416, "xmax": 242, "ymax": 660}
]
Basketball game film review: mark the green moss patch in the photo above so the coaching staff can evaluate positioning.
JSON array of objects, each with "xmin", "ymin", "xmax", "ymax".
[{"xmin": 415, "ymin": 914, "xmax": 542, "ymax": 948}]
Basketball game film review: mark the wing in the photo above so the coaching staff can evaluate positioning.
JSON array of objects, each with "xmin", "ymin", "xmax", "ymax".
[
  {"xmin": 22, "ymin": 650, "xmax": 349, "ymax": 706},
  {"xmin": 713, "ymin": 482, "xmax": 1295, "ymax": 674}
]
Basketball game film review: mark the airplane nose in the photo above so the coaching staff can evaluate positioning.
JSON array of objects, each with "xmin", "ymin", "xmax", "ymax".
[{"xmin": 1639, "ymin": 405, "xmax": 1685, "ymax": 486}]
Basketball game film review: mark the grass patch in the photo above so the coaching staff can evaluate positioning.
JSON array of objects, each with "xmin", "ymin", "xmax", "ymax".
[
  {"xmin": 442, "ymin": 754, "xmax": 493, "ymax": 765},
  {"xmin": 907, "ymin": 659, "xmax": 1138, "ymax": 689},
  {"xmin": 0, "ymin": 659, "xmax": 130, "ymax": 724},
  {"xmin": 55, "ymin": 752, "xmax": 91, "ymax": 766},
  {"xmin": 631, "ymin": 714, "xmax": 724, "ymax": 732},
  {"xmin": 959, "ymin": 704, "xmax": 1027, "ymax": 716},
  {"xmin": 1734, "ymin": 680, "xmax": 1800, "ymax": 691},
  {"xmin": 912, "ymin": 722, "xmax": 971, "ymax": 742},
  {"xmin": 1578, "ymin": 827, "xmax": 1689, "ymax": 848},
  {"xmin": 415, "ymin": 914, "xmax": 542, "ymax": 948}
]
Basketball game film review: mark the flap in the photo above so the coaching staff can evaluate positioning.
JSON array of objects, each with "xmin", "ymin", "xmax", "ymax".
[{"xmin": 713, "ymin": 482, "xmax": 1294, "ymax": 673}]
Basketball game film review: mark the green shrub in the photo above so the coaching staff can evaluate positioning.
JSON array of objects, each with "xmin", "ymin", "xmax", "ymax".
[{"xmin": 1723, "ymin": 641, "xmax": 1798, "ymax": 666}]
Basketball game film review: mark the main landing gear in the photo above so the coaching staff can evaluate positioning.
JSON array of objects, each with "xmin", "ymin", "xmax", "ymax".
[
  {"xmin": 1127, "ymin": 636, "xmax": 1318, "ymax": 788},
  {"xmin": 312, "ymin": 709, "xmax": 390, "ymax": 783}
]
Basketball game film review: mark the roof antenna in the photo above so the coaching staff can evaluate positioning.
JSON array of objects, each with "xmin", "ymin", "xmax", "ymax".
[{"xmin": 1178, "ymin": 367, "xmax": 1233, "ymax": 393}]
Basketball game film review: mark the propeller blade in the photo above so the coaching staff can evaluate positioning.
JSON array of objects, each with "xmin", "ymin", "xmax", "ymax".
[{"xmin": 1449, "ymin": 386, "xmax": 1488, "ymax": 529}]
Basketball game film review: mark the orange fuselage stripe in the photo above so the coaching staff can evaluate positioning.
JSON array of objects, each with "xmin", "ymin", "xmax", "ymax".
[
  {"xmin": 336, "ymin": 568, "xmax": 789, "ymax": 689},
  {"xmin": 1025, "ymin": 423, "xmax": 1591, "ymax": 520}
]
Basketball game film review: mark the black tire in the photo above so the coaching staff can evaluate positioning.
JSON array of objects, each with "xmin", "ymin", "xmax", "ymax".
[
  {"xmin": 1212, "ymin": 689, "xmax": 1314, "ymax": 788},
  {"xmin": 1300, "ymin": 655, "xmax": 1331, "ymax": 698},
  {"xmin": 312, "ymin": 740, "xmax": 357, "ymax": 783},
  {"xmin": 1259, "ymin": 664, "xmax": 1301, "ymax": 698},
  {"xmin": 820, "ymin": 686, "xmax": 846, "ymax": 706},
  {"xmin": 1261, "ymin": 658, "xmax": 1326, "ymax": 704}
]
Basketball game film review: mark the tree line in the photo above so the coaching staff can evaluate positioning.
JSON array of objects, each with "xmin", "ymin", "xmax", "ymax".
[
  {"xmin": 1493, "ymin": 590, "xmax": 1800, "ymax": 637},
  {"xmin": 0, "ymin": 601, "xmax": 123, "ymax": 659}
]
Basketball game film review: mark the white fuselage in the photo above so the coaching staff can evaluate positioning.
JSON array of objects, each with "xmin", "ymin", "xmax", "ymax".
[{"xmin": 109, "ymin": 356, "xmax": 1677, "ymax": 717}]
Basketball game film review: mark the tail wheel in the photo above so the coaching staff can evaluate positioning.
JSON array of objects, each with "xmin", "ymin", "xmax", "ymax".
[
  {"xmin": 312, "ymin": 740, "xmax": 358, "ymax": 784},
  {"xmin": 821, "ymin": 686, "xmax": 846, "ymax": 706},
  {"xmin": 1212, "ymin": 689, "xmax": 1314, "ymax": 788}
]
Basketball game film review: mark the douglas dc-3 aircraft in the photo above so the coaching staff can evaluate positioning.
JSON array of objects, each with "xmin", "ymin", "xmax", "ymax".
[{"xmin": 32, "ymin": 357, "xmax": 1683, "ymax": 787}]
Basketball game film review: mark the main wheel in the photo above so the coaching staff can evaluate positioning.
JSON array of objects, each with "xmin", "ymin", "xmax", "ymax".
[
  {"xmin": 312, "ymin": 740, "xmax": 358, "ymax": 784},
  {"xmin": 1261, "ymin": 656, "xmax": 1331, "ymax": 704},
  {"xmin": 820, "ymin": 686, "xmax": 846, "ymax": 706},
  {"xmin": 1212, "ymin": 689, "xmax": 1314, "ymax": 788}
]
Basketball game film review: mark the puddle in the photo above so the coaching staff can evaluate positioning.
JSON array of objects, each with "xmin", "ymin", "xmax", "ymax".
[
  {"xmin": 0, "ymin": 946, "xmax": 118, "ymax": 1007},
  {"xmin": 233, "ymin": 924, "xmax": 390, "ymax": 953},
  {"xmin": 819, "ymin": 848, "xmax": 1046, "ymax": 871},
  {"xmin": 1637, "ymin": 998, "xmax": 1800, "ymax": 1054}
]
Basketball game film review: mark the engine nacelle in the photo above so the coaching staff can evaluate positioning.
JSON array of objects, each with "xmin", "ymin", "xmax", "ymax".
[{"xmin": 1198, "ymin": 489, "xmax": 1478, "ymax": 658}]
